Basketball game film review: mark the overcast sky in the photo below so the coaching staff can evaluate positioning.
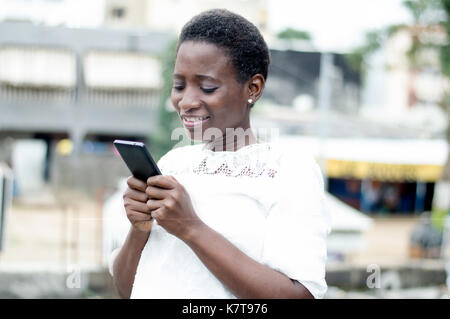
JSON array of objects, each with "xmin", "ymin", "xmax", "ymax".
[{"xmin": 267, "ymin": 0, "xmax": 412, "ymax": 52}]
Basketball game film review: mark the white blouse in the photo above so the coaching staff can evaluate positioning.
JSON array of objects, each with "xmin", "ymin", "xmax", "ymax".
[{"xmin": 125, "ymin": 142, "xmax": 330, "ymax": 299}]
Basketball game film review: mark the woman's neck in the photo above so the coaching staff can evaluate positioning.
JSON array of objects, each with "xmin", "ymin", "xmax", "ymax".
[{"xmin": 205, "ymin": 127, "xmax": 257, "ymax": 152}]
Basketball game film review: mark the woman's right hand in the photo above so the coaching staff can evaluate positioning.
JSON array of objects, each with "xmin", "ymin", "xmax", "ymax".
[{"xmin": 123, "ymin": 176, "xmax": 153, "ymax": 232}]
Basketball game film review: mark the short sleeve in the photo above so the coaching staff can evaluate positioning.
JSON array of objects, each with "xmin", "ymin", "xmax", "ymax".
[{"xmin": 260, "ymin": 150, "xmax": 331, "ymax": 299}]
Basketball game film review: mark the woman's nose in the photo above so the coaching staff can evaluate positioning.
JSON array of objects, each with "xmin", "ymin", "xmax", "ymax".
[{"xmin": 177, "ymin": 87, "xmax": 202, "ymax": 111}]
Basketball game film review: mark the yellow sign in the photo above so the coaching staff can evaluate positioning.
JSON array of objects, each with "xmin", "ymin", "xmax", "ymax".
[{"xmin": 325, "ymin": 159, "xmax": 443, "ymax": 182}]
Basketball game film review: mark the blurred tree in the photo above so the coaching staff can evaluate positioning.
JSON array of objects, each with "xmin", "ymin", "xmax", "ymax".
[
  {"xmin": 401, "ymin": 0, "xmax": 449, "ymax": 182},
  {"xmin": 147, "ymin": 38, "xmax": 184, "ymax": 162},
  {"xmin": 276, "ymin": 28, "xmax": 312, "ymax": 41},
  {"xmin": 343, "ymin": 30, "xmax": 385, "ymax": 78},
  {"xmin": 442, "ymin": 0, "xmax": 450, "ymax": 78},
  {"xmin": 439, "ymin": 0, "xmax": 450, "ymax": 182}
]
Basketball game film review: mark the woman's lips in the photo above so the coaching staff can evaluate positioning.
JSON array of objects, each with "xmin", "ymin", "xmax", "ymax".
[{"xmin": 182, "ymin": 116, "xmax": 210, "ymax": 128}]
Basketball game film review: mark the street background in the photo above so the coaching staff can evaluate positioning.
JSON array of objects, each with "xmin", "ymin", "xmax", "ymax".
[{"xmin": 0, "ymin": 0, "xmax": 449, "ymax": 298}]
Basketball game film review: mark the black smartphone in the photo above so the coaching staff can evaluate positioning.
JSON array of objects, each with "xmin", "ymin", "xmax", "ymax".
[{"xmin": 113, "ymin": 140, "xmax": 162, "ymax": 182}]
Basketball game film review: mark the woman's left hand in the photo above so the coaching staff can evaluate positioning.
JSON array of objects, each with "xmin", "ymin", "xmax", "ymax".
[{"xmin": 146, "ymin": 175, "xmax": 203, "ymax": 241}]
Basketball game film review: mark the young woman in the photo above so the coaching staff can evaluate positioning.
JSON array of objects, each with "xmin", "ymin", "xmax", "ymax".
[{"xmin": 112, "ymin": 9, "xmax": 330, "ymax": 299}]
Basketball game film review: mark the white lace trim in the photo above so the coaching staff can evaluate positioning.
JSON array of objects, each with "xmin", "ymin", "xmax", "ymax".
[{"xmin": 192, "ymin": 143, "xmax": 279, "ymax": 178}]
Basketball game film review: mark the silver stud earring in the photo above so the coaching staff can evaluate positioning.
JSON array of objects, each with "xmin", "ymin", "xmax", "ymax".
[{"xmin": 248, "ymin": 99, "xmax": 253, "ymax": 103}]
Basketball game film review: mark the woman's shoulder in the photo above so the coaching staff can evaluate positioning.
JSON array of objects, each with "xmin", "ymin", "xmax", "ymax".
[
  {"xmin": 268, "ymin": 141, "xmax": 317, "ymax": 167},
  {"xmin": 268, "ymin": 141, "xmax": 323, "ymax": 183}
]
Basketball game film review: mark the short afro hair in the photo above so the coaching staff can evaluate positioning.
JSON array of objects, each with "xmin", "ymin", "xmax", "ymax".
[{"xmin": 177, "ymin": 9, "xmax": 271, "ymax": 83}]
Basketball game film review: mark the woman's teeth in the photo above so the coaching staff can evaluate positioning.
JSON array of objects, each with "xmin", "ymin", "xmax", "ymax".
[
  {"xmin": 183, "ymin": 116, "xmax": 210, "ymax": 127},
  {"xmin": 185, "ymin": 117, "xmax": 209, "ymax": 122}
]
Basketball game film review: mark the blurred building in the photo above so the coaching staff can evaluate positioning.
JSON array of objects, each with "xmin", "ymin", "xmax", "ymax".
[
  {"xmin": 0, "ymin": 0, "xmax": 105, "ymax": 28},
  {"xmin": 103, "ymin": 0, "xmax": 269, "ymax": 37},
  {"xmin": 0, "ymin": 21, "xmax": 171, "ymax": 194},
  {"xmin": 104, "ymin": 0, "xmax": 147, "ymax": 29},
  {"xmin": 264, "ymin": 49, "xmax": 361, "ymax": 113}
]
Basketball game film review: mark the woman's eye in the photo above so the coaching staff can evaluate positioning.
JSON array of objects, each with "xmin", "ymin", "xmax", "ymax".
[
  {"xmin": 172, "ymin": 85, "xmax": 184, "ymax": 91},
  {"xmin": 201, "ymin": 87, "xmax": 218, "ymax": 94}
]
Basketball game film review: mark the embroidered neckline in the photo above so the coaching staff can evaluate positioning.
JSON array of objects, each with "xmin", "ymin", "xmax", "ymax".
[{"xmin": 192, "ymin": 142, "xmax": 278, "ymax": 178}]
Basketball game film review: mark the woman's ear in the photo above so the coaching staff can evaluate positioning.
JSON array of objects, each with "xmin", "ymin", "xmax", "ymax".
[{"xmin": 247, "ymin": 74, "xmax": 265, "ymax": 105}]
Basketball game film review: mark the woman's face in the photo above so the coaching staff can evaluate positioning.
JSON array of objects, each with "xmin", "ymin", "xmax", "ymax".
[{"xmin": 171, "ymin": 41, "xmax": 250, "ymax": 142}]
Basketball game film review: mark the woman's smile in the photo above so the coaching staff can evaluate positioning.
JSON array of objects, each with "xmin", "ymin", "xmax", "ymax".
[{"xmin": 182, "ymin": 115, "xmax": 211, "ymax": 128}]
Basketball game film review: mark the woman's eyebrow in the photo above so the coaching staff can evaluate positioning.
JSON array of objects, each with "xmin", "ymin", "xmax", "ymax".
[
  {"xmin": 196, "ymin": 74, "xmax": 220, "ymax": 82},
  {"xmin": 173, "ymin": 73, "xmax": 219, "ymax": 82}
]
